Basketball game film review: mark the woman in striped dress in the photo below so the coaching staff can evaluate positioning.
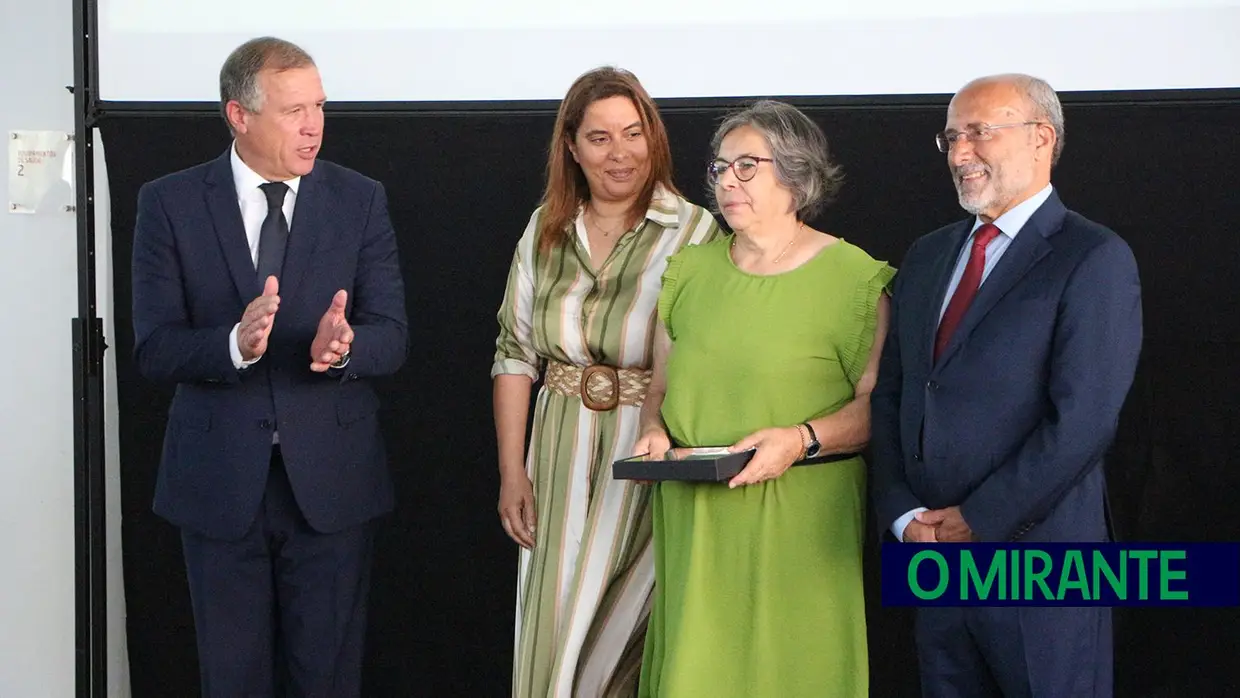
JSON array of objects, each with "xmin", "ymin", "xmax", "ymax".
[{"xmin": 491, "ymin": 67, "xmax": 721, "ymax": 698}]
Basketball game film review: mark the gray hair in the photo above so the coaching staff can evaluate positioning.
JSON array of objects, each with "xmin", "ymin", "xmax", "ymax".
[
  {"xmin": 219, "ymin": 37, "xmax": 315, "ymax": 131},
  {"xmin": 709, "ymin": 100, "xmax": 844, "ymax": 221},
  {"xmin": 970, "ymin": 73, "xmax": 1065, "ymax": 166}
]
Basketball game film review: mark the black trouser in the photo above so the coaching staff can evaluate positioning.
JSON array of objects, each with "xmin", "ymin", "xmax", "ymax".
[{"xmin": 181, "ymin": 447, "xmax": 375, "ymax": 698}]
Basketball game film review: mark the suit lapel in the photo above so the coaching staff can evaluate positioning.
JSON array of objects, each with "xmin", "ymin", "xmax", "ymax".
[
  {"xmin": 278, "ymin": 165, "xmax": 325, "ymax": 303},
  {"xmin": 204, "ymin": 152, "xmax": 257, "ymax": 304},
  {"xmin": 921, "ymin": 221, "xmax": 973, "ymax": 366},
  {"xmin": 934, "ymin": 193, "xmax": 1065, "ymax": 366}
]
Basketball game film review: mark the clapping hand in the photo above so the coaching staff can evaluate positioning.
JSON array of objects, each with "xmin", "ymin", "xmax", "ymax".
[
  {"xmin": 310, "ymin": 289, "xmax": 353, "ymax": 372},
  {"xmin": 237, "ymin": 275, "xmax": 280, "ymax": 361}
]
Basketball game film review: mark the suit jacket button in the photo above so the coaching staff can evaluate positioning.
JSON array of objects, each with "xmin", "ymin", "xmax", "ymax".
[
  {"xmin": 927, "ymin": 380, "xmax": 938, "ymax": 390},
  {"xmin": 348, "ymin": 373, "xmax": 359, "ymax": 381},
  {"xmin": 260, "ymin": 419, "xmax": 272, "ymax": 429},
  {"xmin": 913, "ymin": 453, "xmax": 922, "ymax": 462}
]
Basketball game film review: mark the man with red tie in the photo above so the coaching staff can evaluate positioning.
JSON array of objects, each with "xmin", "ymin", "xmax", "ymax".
[{"xmin": 870, "ymin": 74, "xmax": 1142, "ymax": 697}]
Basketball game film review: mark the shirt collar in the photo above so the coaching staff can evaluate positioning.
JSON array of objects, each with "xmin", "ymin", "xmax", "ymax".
[
  {"xmin": 577, "ymin": 184, "xmax": 681, "ymax": 229},
  {"xmin": 230, "ymin": 141, "xmax": 300, "ymax": 199},
  {"xmin": 971, "ymin": 183, "xmax": 1053, "ymax": 239},
  {"xmin": 642, "ymin": 184, "xmax": 680, "ymax": 228}
]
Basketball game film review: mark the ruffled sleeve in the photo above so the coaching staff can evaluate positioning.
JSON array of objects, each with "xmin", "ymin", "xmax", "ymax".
[
  {"xmin": 840, "ymin": 259, "xmax": 896, "ymax": 387},
  {"xmin": 657, "ymin": 248, "xmax": 692, "ymax": 342}
]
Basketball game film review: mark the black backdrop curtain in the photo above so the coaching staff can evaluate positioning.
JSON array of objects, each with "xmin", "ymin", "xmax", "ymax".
[{"xmin": 101, "ymin": 99, "xmax": 1240, "ymax": 697}]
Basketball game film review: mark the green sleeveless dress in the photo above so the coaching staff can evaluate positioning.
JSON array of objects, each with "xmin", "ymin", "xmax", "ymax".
[{"xmin": 637, "ymin": 235, "xmax": 894, "ymax": 698}]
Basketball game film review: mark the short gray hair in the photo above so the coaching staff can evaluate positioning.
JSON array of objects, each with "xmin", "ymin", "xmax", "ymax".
[
  {"xmin": 970, "ymin": 73, "xmax": 1065, "ymax": 166},
  {"xmin": 219, "ymin": 37, "xmax": 315, "ymax": 130},
  {"xmin": 709, "ymin": 100, "xmax": 844, "ymax": 222}
]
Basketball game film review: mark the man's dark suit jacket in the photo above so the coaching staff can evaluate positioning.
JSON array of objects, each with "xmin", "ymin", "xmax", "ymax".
[
  {"xmin": 872, "ymin": 190, "xmax": 1142, "ymax": 543},
  {"xmin": 131, "ymin": 150, "xmax": 408, "ymax": 541}
]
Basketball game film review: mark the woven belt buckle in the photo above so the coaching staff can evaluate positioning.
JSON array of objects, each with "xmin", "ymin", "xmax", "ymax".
[{"xmin": 580, "ymin": 364, "xmax": 620, "ymax": 411}]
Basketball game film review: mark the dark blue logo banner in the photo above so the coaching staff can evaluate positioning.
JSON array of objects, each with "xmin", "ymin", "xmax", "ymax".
[{"xmin": 881, "ymin": 543, "xmax": 1240, "ymax": 607}]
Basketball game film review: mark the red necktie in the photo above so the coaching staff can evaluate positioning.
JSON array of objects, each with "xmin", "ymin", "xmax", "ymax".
[{"xmin": 934, "ymin": 223, "xmax": 1002, "ymax": 362}]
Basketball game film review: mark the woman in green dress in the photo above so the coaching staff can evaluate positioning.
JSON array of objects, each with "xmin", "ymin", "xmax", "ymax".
[
  {"xmin": 491, "ymin": 67, "xmax": 722, "ymax": 697},
  {"xmin": 634, "ymin": 100, "xmax": 894, "ymax": 697}
]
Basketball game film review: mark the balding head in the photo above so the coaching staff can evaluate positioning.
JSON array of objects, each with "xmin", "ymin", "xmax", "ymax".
[
  {"xmin": 943, "ymin": 74, "xmax": 1061, "ymax": 221},
  {"xmin": 954, "ymin": 74, "xmax": 1064, "ymax": 165}
]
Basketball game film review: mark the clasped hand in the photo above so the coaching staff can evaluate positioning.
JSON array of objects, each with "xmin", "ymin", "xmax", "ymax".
[{"xmin": 903, "ymin": 506, "xmax": 976, "ymax": 543}]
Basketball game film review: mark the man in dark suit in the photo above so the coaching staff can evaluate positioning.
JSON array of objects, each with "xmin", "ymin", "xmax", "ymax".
[
  {"xmin": 871, "ymin": 74, "xmax": 1142, "ymax": 697},
  {"xmin": 131, "ymin": 37, "xmax": 407, "ymax": 697}
]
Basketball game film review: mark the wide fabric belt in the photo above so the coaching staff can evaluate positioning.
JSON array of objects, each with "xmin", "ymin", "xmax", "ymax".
[{"xmin": 544, "ymin": 360, "xmax": 651, "ymax": 411}]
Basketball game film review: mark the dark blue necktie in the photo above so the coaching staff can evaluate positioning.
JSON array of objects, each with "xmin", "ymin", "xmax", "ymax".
[{"xmin": 255, "ymin": 181, "xmax": 290, "ymax": 289}]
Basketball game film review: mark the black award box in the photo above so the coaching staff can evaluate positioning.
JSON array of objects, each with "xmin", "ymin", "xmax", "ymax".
[{"xmin": 612, "ymin": 447, "xmax": 756, "ymax": 482}]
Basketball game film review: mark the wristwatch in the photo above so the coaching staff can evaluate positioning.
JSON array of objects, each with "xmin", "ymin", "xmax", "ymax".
[
  {"xmin": 801, "ymin": 423, "xmax": 821, "ymax": 458},
  {"xmin": 330, "ymin": 351, "xmax": 351, "ymax": 369}
]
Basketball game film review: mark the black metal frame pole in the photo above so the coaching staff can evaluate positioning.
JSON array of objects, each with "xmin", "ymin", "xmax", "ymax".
[{"xmin": 71, "ymin": 0, "xmax": 106, "ymax": 695}]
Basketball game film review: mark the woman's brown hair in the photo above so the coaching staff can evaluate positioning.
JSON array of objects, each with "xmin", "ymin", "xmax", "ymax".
[{"xmin": 537, "ymin": 67, "xmax": 679, "ymax": 253}]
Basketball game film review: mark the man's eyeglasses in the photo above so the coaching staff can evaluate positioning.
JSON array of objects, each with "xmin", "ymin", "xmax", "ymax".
[
  {"xmin": 935, "ymin": 122, "xmax": 1044, "ymax": 153},
  {"xmin": 707, "ymin": 156, "xmax": 774, "ymax": 184}
]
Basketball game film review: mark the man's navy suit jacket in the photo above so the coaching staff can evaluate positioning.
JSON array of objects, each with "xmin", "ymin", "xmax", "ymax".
[
  {"xmin": 871, "ymin": 191, "xmax": 1142, "ymax": 543},
  {"xmin": 131, "ymin": 150, "xmax": 408, "ymax": 540}
]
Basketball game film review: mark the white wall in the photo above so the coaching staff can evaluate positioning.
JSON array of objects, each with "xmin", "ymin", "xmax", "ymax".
[
  {"xmin": 0, "ymin": 1, "xmax": 130, "ymax": 696},
  {"xmin": 0, "ymin": 0, "xmax": 79, "ymax": 694}
]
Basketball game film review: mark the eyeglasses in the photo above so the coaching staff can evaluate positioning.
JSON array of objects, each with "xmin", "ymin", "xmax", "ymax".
[
  {"xmin": 935, "ymin": 122, "xmax": 1044, "ymax": 153},
  {"xmin": 707, "ymin": 156, "xmax": 773, "ymax": 184}
]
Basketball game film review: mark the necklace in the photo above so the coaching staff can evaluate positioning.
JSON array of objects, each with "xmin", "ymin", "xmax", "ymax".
[
  {"xmin": 586, "ymin": 208, "xmax": 626, "ymax": 237},
  {"xmin": 733, "ymin": 222, "xmax": 804, "ymax": 264}
]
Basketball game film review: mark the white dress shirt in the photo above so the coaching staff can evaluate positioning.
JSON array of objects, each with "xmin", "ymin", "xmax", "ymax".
[
  {"xmin": 227, "ymin": 142, "xmax": 300, "ymax": 369},
  {"xmin": 226, "ymin": 144, "xmax": 301, "ymax": 446},
  {"xmin": 893, "ymin": 184, "xmax": 1054, "ymax": 541}
]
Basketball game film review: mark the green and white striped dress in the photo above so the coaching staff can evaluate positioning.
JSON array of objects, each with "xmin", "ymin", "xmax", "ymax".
[{"xmin": 493, "ymin": 186, "xmax": 721, "ymax": 698}]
